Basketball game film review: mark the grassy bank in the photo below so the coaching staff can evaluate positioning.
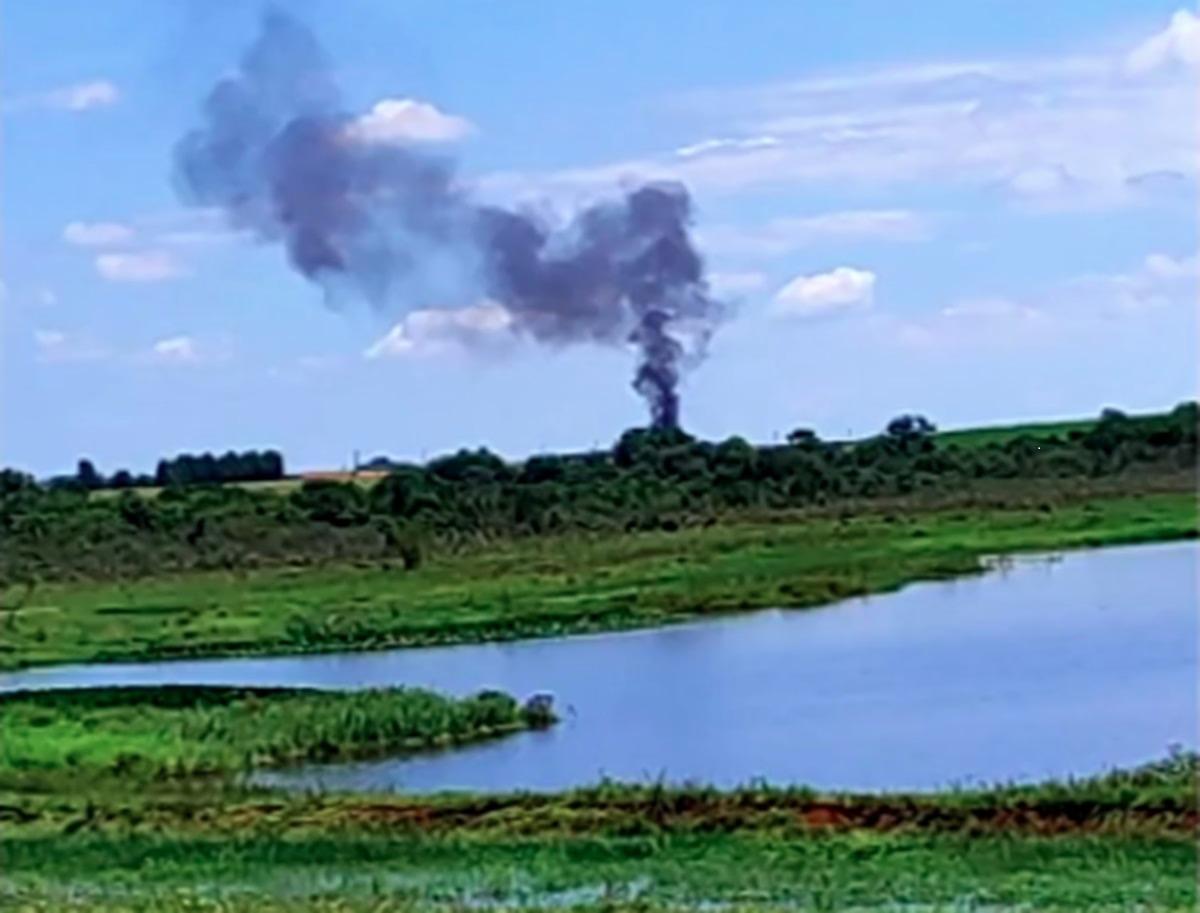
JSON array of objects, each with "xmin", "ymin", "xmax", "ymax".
[
  {"xmin": 0, "ymin": 685, "xmax": 552, "ymax": 784},
  {"xmin": 2, "ymin": 486, "xmax": 1194, "ymax": 672},
  {"xmin": 2, "ymin": 755, "xmax": 1196, "ymax": 911}
]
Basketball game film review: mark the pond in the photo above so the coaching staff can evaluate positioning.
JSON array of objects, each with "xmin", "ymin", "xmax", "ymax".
[{"xmin": 2, "ymin": 542, "xmax": 1195, "ymax": 793}]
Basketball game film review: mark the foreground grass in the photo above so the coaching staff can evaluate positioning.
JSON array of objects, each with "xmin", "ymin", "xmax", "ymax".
[
  {"xmin": 1, "ymin": 741, "xmax": 1193, "ymax": 910},
  {"xmin": 1, "ymin": 832, "xmax": 1194, "ymax": 911},
  {"xmin": 0, "ymin": 686, "xmax": 551, "ymax": 782},
  {"xmin": 2, "ymin": 486, "xmax": 1195, "ymax": 671}
]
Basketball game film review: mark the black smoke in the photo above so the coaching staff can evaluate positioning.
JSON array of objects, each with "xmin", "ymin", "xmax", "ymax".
[{"xmin": 174, "ymin": 8, "xmax": 721, "ymax": 427}]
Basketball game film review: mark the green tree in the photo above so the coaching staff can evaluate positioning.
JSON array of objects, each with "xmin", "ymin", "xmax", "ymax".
[{"xmin": 76, "ymin": 458, "xmax": 103, "ymax": 490}]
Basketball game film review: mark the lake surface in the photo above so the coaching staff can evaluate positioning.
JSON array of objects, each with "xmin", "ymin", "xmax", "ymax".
[{"xmin": 3, "ymin": 542, "xmax": 1196, "ymax": 793}]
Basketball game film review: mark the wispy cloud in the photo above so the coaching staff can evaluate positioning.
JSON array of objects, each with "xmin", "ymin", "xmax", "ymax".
[
  {"xmin": 675, "ymin": 136, "xmax": 780, "ymax": 158},
  {"xmin": 483, "ymin": 9, "xmax": 1197, "ymax": 211},
  {"xmin": 891, "ymin": 249, "xmax": 1198, "ymax": 349},
  {"xmin": 63, "ymin": 221, "xmax": 135, "ymax": 247},
  {"xmin": 33, "ymin": 329, "xmax": 110, "ymax": 363},
  {"xmin": 708, "ymin": 271, "xmax": 769, "ymax": 297},
  {"xmin": 700, "ymin": 210, "xmax": 932, "ymax": 258},
  {"xmin": 5, "ymin": 79, "xmax": 120, "ymax": 114},
  {"xmin": 95, "ymin": 251, "xmax": 187, "ymax": 283},
  {"xmin": 144, "ymin": 334, "xmax": 233, "ymax": 366}
]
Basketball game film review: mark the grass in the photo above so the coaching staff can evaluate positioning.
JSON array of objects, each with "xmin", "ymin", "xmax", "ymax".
[
  {"xmin": 0, "ymin": 685, "xmax": 551, "ymax": 782},
  {"xmin": 3, "ymin": 486, "xmax": 1195, "ymax": 672},
  {"xmin": 1, "ymin": 832, "xmax": 1194, "ymax": 911},
  {"xmin": 931, "ymin": 408, "xmax": 1172, "ymax": 450},
  {"xmin": 1, "ymin": 753, "xmax": 1196, "ymax": 911},
  {"xmin": 935, "ymin": 418, "xmax": 1101, "ymax": 449}
]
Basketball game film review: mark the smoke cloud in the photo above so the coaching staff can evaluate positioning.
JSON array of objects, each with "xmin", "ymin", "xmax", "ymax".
[{"xmin": 174, "ymin": 8, "xmax": 722, "ymax": 427}]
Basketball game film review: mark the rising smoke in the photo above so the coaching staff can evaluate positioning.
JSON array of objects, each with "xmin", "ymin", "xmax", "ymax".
[{"xmin": 174, "ymin": 8, "xmax": 721, "ymax": 427}]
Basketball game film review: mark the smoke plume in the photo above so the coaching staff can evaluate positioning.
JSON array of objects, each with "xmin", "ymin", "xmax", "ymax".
[{"xmin": 174, "ymin": 8, "xmax": 721, "ymax": 427}]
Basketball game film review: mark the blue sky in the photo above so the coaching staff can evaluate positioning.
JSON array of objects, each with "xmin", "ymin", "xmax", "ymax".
[{"xmin": 2, "ymin": 1, "xmax": 1197, "ymax": 476}]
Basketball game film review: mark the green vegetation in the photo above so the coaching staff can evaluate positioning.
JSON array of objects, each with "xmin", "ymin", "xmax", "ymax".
[
  {"xmin": 2, "ymin": 404, "xmax": 1194, "ymax": 585},
  {"xmin": 2, "ymin": 487, "xmax": 1194, "ymax": 670},
  {"xmin": 3, "ymin": 833, "xmax": 1194, "ymax": 912},
  {"xmin": 2, "ymin": 406, "xmax": 1194, "ymax": 909},
  {"xmin": 936, "ymin": 417, "xmax": 1099, "ymax": 449},
  {"xmin": 0, "ymin": 685, "xmax": 553, "ymax": 783},
  {"xmin": 2, "ymin": 754, "xmax": 1196, "ymax": 911}
]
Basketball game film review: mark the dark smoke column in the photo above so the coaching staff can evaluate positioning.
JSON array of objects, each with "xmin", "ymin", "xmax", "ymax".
[
  {"xmin": 173, "ymin": 8, "xmax": 722, "ymax": 428},
  {"xmin": 475, "ymin": 181, "xmax": 716, "ymax": 429}
]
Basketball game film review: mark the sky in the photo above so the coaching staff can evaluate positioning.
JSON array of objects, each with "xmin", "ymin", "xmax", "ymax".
[{"xmin": 1, "ymin": 1, "xmax": 1197, "ymax": 476}]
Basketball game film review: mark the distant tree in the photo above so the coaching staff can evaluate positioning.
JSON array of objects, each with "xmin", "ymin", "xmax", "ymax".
[
  {"xmin": 371, "ymin": 468, "xmax": 440, "ymax": 518},
  {"xmin": 1099, "ymin": 407, "xmax": 1128, "ymax": 424},
  {"xmin": 291, "ymin": 480, "xmax": 368, "ymax": 527},
  {"xmin": 428, "ymin": 448, "xmax": 509, "ymax": 484},
  {"xmin": 613, "ymin": 426, "xmax": 694, "ymax": 469},
  {"xmin": 786, "ymin": 428, "xmax": 820, "ymax": 448},
  {"xmin": 712, "ymin": 437, "xmax": 758, "ymax": 484},
  {"xmin": 885, "ymin": 415, "xmax": 937, "ymax": 440},
  {"xmin": 0, "ymin": 469, "xmax": 36, "ymax": 496},
  {"xmin": 360, "ymin": 455, "xmax": 395, "ymax": 472},
  {"xmin": 76, "ymin": 458, "xmax": 103, "ymax": 491},
  {"xmin": 261, "ymin": 450, "xmax": 285, "ymax": 480},
  {"xmin": 519, "ymin": 455, "xmax": 568, "ymax": 484},
  {"xmin": 110, "ymin": 469, "xmax": 135, "ymax": 489},
  {"xmin": 116, "ymin": 491, "xmax": 156, "ymax": 531}
]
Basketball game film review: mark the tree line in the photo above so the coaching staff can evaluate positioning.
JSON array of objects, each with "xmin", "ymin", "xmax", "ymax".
[
  {"xmin": 54, "ymin": 450, "xmax": 286, "ymax": 491},
  {"xmin": 1, "ymin": 404, "xmax": 1194, "ymax": 585}
]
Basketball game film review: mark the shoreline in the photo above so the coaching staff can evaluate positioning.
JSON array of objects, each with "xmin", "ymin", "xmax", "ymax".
[{"xmin": 3, "ymin": 491, "xmax": 1196, "ymax": 675}]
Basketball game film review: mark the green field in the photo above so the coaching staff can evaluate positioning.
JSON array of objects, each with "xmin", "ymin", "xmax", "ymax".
[
  {"xmin": 4, "ymin": 487, "xmax": 1195, "ymax": 671},
  {"xmin": 936, "ymin": 418, "xmax": 1097, "ymax": 449},
  {"xmin": 931, "ymin": 409, "xmax": 1174, "ymax": 450}
]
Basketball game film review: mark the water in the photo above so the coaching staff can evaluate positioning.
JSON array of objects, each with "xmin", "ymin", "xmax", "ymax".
[{"xmin": 3, "ymin": 542, "xmax": 1195, "ymax": 793}]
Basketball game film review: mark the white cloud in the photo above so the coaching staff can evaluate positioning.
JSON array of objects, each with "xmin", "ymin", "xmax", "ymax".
[
  {"xmin": 3, "ymin": 79, "xmax": 120, "ymax": 114},
  {"xmin": 1066, "ymin": 250, "xmax": 1200, "ymax": 315},
  {"xmin": 772, "ymin": 267, "xmax": 876, "ymax": 318},
  {"xmin": 365, "ymin": 301, "xmax": 514, "ymax": 359},
  {"xmin": 709, "ymin": 271, "xmax": 768, "ymax": 296},
  {"xmin": 1143, "ymin": 251, "xmax": 1200, "ymax": 281},
  {"xmin": 1125, "ymin": 9, "xmax": 1200, "ymax": 75},
  {"xmin": 63, "ymin": 221, "xmax": 135, "ymax": 247},
  {"xmin": 700, "ymin": 209, "xmax": 931, "ymax": 257},
  {"xmin": 485, "ymin": 10, "xmax": 1198, "ymax": 210},
  {"xmin": 33, "ymin": 329, "xmax": 109, "ymax": 363},
  {"xmin": 95, "ymin": 250, "xmax": 187, "ymax": 283},
  {"xmin": 891, "ymin": 249, "xmax": 1197, "ymax": 350},
  {"xmin": 141, "ymin": 335, "xmax": 232, "ymax": 367},
  {"xmin": 47, "ymin": 80, "xmax": 120, "ymax": 111},
  {"xmin": 150, "ymin": 336, "xmax": 198, "ymax": 364},
  {"xmin": 345, "ymin": 98, "xmax": 474, "ymax": 145}
]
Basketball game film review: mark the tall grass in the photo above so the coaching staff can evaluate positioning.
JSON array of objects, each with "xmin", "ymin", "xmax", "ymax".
[{"xmin": 0, "ymin": 685, "xmax": 551, "ymax": 779}]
